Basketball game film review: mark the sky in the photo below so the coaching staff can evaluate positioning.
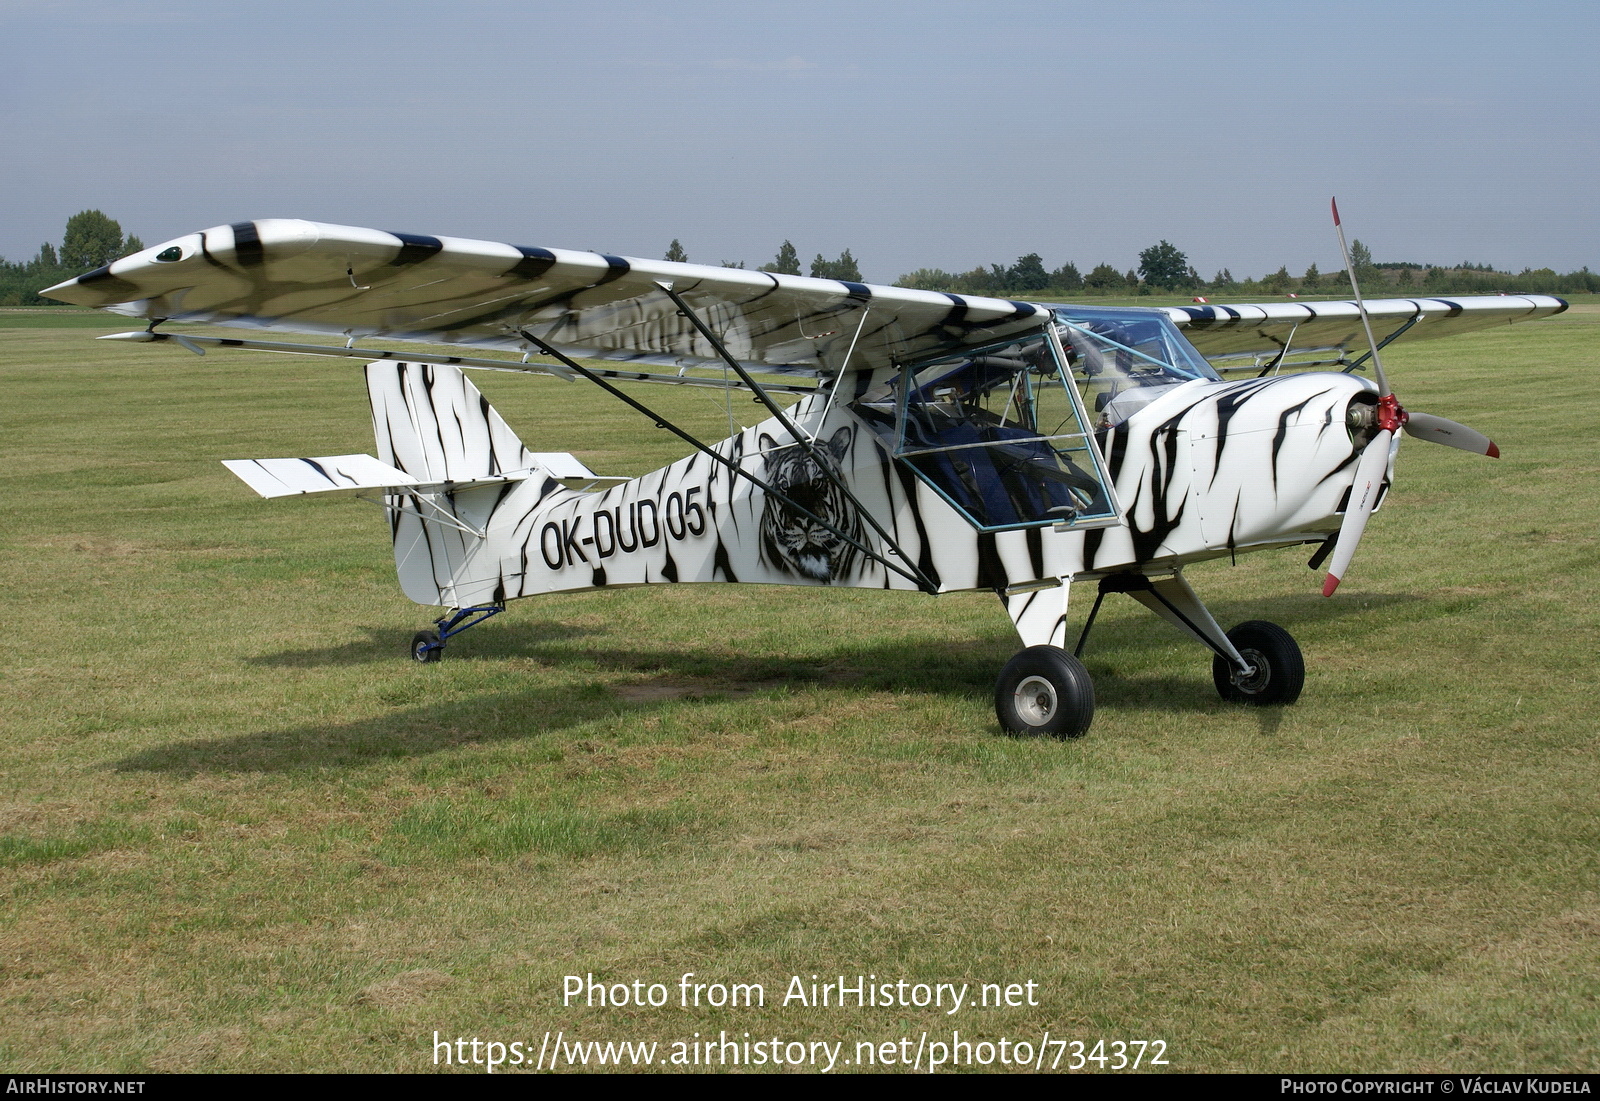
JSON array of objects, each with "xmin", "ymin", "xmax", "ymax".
[{"xmin": 3, "ymin": 0, "xmax": 1597, "ymax": 283}]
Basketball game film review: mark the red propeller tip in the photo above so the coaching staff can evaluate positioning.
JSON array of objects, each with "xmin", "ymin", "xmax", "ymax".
[{"xmin": 1322, "ymin": 573, "xmax": 1342, "ymax": 598}]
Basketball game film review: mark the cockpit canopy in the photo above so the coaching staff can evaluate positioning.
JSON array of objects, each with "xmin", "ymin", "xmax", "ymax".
[
  {"xmin": 850, "ymin": 307, "xmax": 1216, "ymax": 533},
  {"xmin": 1052, "ymin": 306, "xmax": 1220, "ymax": 428}
]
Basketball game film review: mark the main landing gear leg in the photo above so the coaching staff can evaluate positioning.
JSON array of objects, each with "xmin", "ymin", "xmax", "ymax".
[
  {"xmin": 409, "ymin": 603, "xmax": 505, "ymax": 663},
  {"xmin": 1101, "ymin": 571, "xmax": 1304, "ymax": 707}
]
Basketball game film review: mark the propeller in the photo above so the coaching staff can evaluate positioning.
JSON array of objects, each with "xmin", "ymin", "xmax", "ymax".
[
  {"xmin": 1320, "ymin": 198, "xmax": 1499, "ymax": 596},
  {"xmin": 1402, "ymin": 411, "xmax": 1499, "ymax": 458}
]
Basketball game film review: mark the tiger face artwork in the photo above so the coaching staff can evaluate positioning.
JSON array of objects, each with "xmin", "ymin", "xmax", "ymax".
[{"xmin": 757, "ymin": 427, "xmax": 865, "ymax": 583}]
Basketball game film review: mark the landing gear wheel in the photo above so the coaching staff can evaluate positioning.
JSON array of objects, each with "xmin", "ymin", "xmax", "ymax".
[
  {"xmin": 1213, "ymin": 620, "xmax": 1303, "ymax": 706},
  {"xmin": 410, "ymin": 630, "xmax": 443, "ymax": 663},
  {"xmin": 995, "ymin": 645, "xmax": 1095, "ymax": 739}
]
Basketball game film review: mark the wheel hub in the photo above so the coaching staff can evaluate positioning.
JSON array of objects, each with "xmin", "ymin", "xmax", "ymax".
[
  {"xmin": 1014, "ymin": 675, "xmax": 1058, "ymax": 725},
  {"xmin": 1230, "ymin": 647, "xmax": 1270, "ymax": 694}
]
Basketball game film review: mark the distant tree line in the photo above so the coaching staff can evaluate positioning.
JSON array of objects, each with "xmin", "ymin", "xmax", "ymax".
[
  {"xmin": 896, "ymin": 238, "xmax": 1600, "ymax": 299},
  {"xmin": 0, "ymin": 211, "xmax": 144, "ymax": 305},
  {"xmin": 666, "ymin": 239, "xmax": 862, "ymax": 281}
]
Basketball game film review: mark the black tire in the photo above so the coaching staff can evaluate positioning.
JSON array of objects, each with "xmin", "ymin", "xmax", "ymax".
[
  {"xmin": 1212, "ymin": 620, "xmax": 1303, "ymax": 706},
  {"xmin": 995, "ymin": 645, "xmax": 1095, "ymax": 739},
  {"xmin": 410, "ymin": 630, "xmax": 443, "ymax": 663}
]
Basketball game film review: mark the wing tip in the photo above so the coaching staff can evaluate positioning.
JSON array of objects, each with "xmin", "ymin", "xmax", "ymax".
[{"xmin": 1322, "ymin": 574, "xmax": 1341, "ymax": 598}]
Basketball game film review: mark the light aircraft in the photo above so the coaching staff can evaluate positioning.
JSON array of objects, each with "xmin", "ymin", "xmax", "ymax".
[{"xmin": 43, "ymin": 219, "xmax": 1566, "ymax": 738}]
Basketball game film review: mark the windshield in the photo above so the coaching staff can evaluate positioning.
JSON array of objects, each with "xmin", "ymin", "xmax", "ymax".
[{"xmin": 1052, "ymin": 306, "xmax": 1220, "ymax": 427}]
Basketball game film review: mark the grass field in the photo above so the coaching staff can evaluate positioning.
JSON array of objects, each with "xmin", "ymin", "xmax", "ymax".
[{"xmin": 1, "ymin": 305, "xmax": 1596, "ymax": 1073}]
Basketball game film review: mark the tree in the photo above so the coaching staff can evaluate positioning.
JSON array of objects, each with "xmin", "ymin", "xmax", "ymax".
[
  {"xmin": 1084, "ymin": 263, "xmax": 1122, "ymax": 292},
  {"xmin": 1302, "ymin": 262, "xmax": 1321, "ymax": 291},
  {"xmin": 122, "ymin": 235, "xmax": 144, "ymax": 257},
  {"xmin": 720, "ymin": 260, "xmax": 745, "ymax": 269},
  {"xmin": 1260, "ymin": 265, "xmax": 1291, "ymax": 292},
  {"xmin": 760, "ymin": 240, "xmax": 801, "ymax": 275},
  {"xmin": 810, "ymin": 250, "xmax": 860, "ymax": 281},
  {"xmin": 966, "ymin": 264, "xmax": 1010, "ymax": 295},
  {"xmin": 1008, "ymin": 253, "xmax": 1049, "ymax": 293},
  {"xmin": 1051, "ymin": 262, "xmax": 1082, "ymax": 291},
  {"xmin": 895, "ymin": 268, "xmax": 959, "ymax": 290},
  {"xmin": 1137, "ymin": 240, "xmax": 1189, "ymax": 289},
  {"xmin": 1212, "ymin": 268, "xmax": 1235, "ymax": 288},
  {"xmin": 61, "ymin": 210, "xmax": 128, "ymax": 272},
  {"xmin": 1349, "ymin": 238, "xmax": 1377, "ymax": 283},
  {"xmin": 664, "ymin": 239, "xmax": 688, "ymax": 263}
]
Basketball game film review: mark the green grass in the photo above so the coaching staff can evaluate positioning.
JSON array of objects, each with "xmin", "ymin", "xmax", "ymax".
[
  {"xmin": 0, "ymin": 308, "xmax": 1596, "ymax": 1073},
  {"xmin": 0, "ymin": 307, "xmax": 143, "ymax": 329}
]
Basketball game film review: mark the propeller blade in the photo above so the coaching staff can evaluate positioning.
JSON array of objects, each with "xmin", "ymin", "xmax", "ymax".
[
  {"xmin": 1403, "ymin": 411, "xmax": 1500, "ymax": 458},
  {"xmin": 1323, "ymin": 430, "xmax": 1395, "ymax": 597}
]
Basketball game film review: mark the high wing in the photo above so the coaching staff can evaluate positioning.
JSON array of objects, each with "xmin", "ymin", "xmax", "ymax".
[
  {"xmin": 1160, "ymin": 295, "xmax": 1567, "ymax": 372},
  {"xmin": 42, "ymin": 219, "xmax": 1048, "ymax": 378},
  {"xmin": 43, "ymin": 219, "xmax": 1567, "ymax": 378}
]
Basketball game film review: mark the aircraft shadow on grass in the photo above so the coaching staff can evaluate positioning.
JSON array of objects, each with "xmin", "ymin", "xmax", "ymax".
[{"xmin": 114, "ymin": 592, "xmax": 1422, "ymax": 775}]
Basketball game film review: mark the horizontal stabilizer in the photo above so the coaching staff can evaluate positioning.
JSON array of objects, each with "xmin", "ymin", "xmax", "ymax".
[
  {"xmin": 223, "ymin": 455, "xmax": 418, "ymax": 498},
  {"xmin": 224, "ymin": 455, "xmax": 568, "ymax": 499}
]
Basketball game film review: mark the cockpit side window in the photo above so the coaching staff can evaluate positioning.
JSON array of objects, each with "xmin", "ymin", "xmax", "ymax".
[{"xmin": 850, "ymin": 331, "xmax": 1122, "ymax": 533}]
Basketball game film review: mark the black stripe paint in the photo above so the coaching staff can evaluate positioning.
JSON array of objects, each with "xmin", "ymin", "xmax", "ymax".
[
  {"xmin": 231, "ymin": 222, "xmax": 265, "ymax": 267},
  {"xmin": 594, "ymin": 255, "xmax": 631, "ymax": 286},
  {"xmin": 975, "ymin": 532, "xmax": 1007, "ymax": 591},
  {"xmin": 508, "ymin": 246, "xmax": 556, "ymax": 280},
  {"xmin": 74, "ymin": 266, "xmax": 140, "ymax": 298},
  {"xmin": 389, "ymin": 233, "xmax": 444, "ymax": 266}
]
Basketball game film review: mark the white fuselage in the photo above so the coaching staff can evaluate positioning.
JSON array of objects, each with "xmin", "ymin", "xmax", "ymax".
[{"xmin": 382, "ymin": 365, "xmax": 1374, "ymax": 616}]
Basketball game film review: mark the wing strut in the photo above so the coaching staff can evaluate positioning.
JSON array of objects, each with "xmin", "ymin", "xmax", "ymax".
[
  {"xmin": 517, "ymin": 330, "xmax": 940, "ymax": 595},
  {"xmin": 1341, "ymin": 312, "xmax": 1421, "ymax": 375},
  {"xmin": 651, "ymin": 282, "xmax": 943, "ymax": 594},
  {"xmin": 1256, "ymin": 320, "xmax": 1300, "ymax": 378}
]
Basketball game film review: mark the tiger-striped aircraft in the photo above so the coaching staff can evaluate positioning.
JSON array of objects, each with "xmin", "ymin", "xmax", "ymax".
[{"xmin": 43, "ymin": 219, "xmax": 1565, "ymax": 738}]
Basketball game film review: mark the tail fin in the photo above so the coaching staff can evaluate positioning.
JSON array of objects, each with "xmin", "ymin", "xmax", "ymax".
[
  {"xmin": 226, "ymin": 363, "xmax": 618, "ymax": 609},
  {"xmin": 221, "ymin": 362, "xmax": 538, "ymax": 501},
  {"xmin": 367, "ymin": 361, "xmax": 537, "ymax": 483},
  {"xmin": 364, "ymin": 363, "xmax": 622, "ymax": 608},
  {"xmin": 366, "ymin": 363, "xmax": 540, "ymax": 608}
]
